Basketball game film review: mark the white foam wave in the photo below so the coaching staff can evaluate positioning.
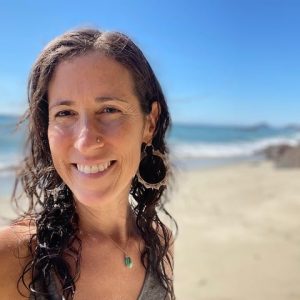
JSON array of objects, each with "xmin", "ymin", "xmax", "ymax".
[
  {"xmin": 170, "ymin": 134, "xmax": 300, "ymax": 159},
  {"xmin": 0, "ymin": 153, "xmax": 22, "ymax": 175}
]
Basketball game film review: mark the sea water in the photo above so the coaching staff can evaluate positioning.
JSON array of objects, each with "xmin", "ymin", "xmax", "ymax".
[
  {"xmin": 1, "ymin": 114, "xmax": 300, "ymax": 196},
  {"xmin": 0, "ymin": 114, "xmax": 27, "ymax": 199}
]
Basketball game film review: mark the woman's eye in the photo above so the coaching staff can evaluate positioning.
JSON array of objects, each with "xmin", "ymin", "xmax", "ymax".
[
  {"xmin": 55, "ymin": 110, "xmax": 74, "ymax": 118},
  {"xmin": 102, "ymin": 107, "xmax": 120, "ymax": 114}
]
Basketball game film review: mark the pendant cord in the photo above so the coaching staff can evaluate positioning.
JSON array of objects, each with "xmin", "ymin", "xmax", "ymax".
[
  {"xmin": 101, "ymin": 225, "xmax": 134, "ymax": 268},
  {"xmin": 78, "ymin": 210, "xmax": 136, "ymax": 268},
  {"xmin": 103, "ymin": 233, "xmax": 130, "ymax": 256},
  {"xmin": 97, "ymin": 216, "xmax": 134, "ymax": 256}
]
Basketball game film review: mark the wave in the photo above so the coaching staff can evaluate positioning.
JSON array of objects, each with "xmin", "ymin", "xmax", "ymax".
[
  {"xmin": 170, "ymin": 134, "xmax": 300, "ymax": 159},
  {"xmin": 0, "ymin": 164, "xmax": 19, "ymax": 178},
  {"xmin": 0, "ymin": 152, "xmax": 22, "ymax": 176}
]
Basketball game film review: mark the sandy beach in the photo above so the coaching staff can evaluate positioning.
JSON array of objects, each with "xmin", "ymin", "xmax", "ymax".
[
  {"xmin": 167, "ymin": 160, "xmax": 300, "ymax": 300},
  {"xmin": 1, "ymin": 160, "xmax": 300, "ymax": 299}
]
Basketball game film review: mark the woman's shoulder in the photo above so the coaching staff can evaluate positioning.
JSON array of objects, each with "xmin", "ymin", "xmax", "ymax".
[
  {"xmin": 0, "ymin": 218, "xmax": 36, "ymax": 250},
  {"xmin": 0, "ymin": 220, "xmax": 35, "ymax": 297}
]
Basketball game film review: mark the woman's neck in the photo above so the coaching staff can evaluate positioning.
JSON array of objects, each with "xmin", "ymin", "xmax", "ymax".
[{"xmin": 75, "ymin": 197, "xmax": 137, "ymax": 245}]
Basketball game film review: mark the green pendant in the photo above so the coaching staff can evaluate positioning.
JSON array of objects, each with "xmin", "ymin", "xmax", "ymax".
[{"xmin": 124, "ymin": 256, "xmax": 133, "ymax": 268}]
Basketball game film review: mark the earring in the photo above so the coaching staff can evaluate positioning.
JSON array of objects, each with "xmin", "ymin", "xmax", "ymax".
[
  {"xmin": 136, "ymin": 144, "xmax": 168, "ymax": 190},
  {"xmin": 96, "ymin": 136, "xmax": 101, "ymax": 143}
]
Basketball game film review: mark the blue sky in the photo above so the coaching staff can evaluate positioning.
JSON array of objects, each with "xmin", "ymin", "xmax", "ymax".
[{"xmin": 0, "ymin": 0, "xmax": 299, "ymax": 126}]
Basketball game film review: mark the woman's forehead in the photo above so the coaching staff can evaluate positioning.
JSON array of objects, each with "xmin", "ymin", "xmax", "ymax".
[
  {"xmin": 48, "ymin": 53, "xmax": 137, "ymax": 103},
  {"xmin": 51, "ymin": 52, "xmax": 133, "ymax": 84}
]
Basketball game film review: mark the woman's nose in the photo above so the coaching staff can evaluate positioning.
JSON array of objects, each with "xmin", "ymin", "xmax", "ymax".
[{"xmin": 73, "ymin": 119, "xmax": 104, "ymax": 153}]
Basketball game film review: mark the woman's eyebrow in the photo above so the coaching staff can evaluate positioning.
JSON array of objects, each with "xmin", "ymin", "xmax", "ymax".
[
  {"xmin": 95, "ymin": 96, "xmax": 128, "ymax": 103},
  {"xmin": 49, "ymin": 99, "xmax": 73, "ymax": 110},
  {"xmin": 49, "ymin": 96, "xmax": 128, "ymax": 110}
]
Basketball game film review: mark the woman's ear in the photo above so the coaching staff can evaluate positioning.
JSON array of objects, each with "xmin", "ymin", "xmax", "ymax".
[{"xmin": 143, "ymin": 101, "xmax": 159, "ymax": 143}]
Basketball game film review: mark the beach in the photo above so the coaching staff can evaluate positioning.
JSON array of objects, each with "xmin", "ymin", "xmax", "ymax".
[
  {"xmin": 1, "ymin": 160, "xmax": 300, "ymax": 299},
  {"xmin": 166, "ymin": 160, "xmax": 300, "ymax": 300}
]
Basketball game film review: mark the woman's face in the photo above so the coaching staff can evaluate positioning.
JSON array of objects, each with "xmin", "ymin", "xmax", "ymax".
[{"xmin": 47, "ymin": 52, "xmax": 156, "ymax": 207}]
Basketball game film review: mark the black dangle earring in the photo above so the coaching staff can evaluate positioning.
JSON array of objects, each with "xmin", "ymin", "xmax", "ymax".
[{"xmin": 136, "ymin": 144, "xmax": 168, "ymax": 190}]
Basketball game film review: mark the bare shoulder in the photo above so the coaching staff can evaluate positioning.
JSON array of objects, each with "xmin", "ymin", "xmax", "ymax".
[{"xmin": 0, "ymin": 221, "xmax": 35, "ymax": 298}]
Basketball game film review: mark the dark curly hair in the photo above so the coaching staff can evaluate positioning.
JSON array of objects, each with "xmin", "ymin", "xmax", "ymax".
[{"xmin": 12, "ymin": 28, "xmax": 177, "ymax": 299}]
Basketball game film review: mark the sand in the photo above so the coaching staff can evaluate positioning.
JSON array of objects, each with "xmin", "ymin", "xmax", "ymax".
[
  {"xmin": 166, "ymin": 161, "xmax": 300, "ymax": 300},
  {"xmin": 1, "ymin": 160, "xmax": 300, "ymax": 299}
]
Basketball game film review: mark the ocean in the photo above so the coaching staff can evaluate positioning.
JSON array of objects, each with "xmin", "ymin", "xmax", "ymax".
[
  {"xmin": 1, "ymin": 114, "xmax": 300, "ymax": 196},
  {"xmin": 169, "ymin": 123, "xmax": 299, "ymax": 156}
]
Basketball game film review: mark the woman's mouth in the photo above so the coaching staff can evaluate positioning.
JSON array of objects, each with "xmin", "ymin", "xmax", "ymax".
[{"xmin": 74, "ymin": 161, "xmax": 116, "ymax": 175}]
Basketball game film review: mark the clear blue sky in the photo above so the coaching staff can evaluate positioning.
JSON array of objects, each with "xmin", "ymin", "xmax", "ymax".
[{"xmin": 0, "ymin": 0, "xmax": 299, "ymax": 126}]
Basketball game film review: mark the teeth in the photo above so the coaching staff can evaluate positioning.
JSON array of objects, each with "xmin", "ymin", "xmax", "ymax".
[
  {"xmin": 91, "ymin": 165, "xmax": 98, "ymax": 173},
  {"xmin": 98, "ymin": 164, "xmax": 105, "ymax": 172},
  {"xmin": 77, "ymin": 161, "xmax": 112, "ymax": 174}
]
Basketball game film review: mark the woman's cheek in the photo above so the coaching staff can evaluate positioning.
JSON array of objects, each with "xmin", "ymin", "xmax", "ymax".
[
  {"xmin": 101, "ymin": 115, "xmax": 144, "ymax": 142},
  {"xmin": 100, "ymin": 117, "xmax": 127, "ymax": 137},
  {"xmin": 48, "ymin": 124, "xmax": 72, "ymax": 154}
]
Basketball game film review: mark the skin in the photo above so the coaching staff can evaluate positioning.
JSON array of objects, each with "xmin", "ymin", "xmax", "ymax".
[
  {"xmin": 48, "ymin": 52, "xmax": 156, "ymax": 209},
  {"xmin": 0, "ymin": 52, "xmax": 161, "ymax": 299},
  {"xmin": 47, "ymin": 52, "xmax": 158, "ymax": 239}
]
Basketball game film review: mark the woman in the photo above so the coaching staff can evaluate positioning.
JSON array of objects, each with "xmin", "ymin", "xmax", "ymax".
[{"xmin": 0, "ymin": 28, "xmax": 176, "ymax": 299}]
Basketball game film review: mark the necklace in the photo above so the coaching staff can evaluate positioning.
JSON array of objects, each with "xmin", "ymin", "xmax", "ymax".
[
  {"xmin": 79, "ymin": 211, "xmax": 136, "ymax": 269},
  {"xmin": 103, "ymin": 232, "xmax": 133, "ymax": 269}
]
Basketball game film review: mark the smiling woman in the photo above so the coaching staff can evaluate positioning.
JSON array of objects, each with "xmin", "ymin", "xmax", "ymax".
[
  {"xmin": 47, "ymin": 53, "xmax": 153, "ymax": 207},
  {"xmin": 0, "ymin": 29, "xmax": 176, "ymax": 299}
]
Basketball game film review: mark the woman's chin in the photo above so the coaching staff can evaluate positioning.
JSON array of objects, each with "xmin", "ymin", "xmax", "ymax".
[{"xmin": 72, "ymin": 190, "xmax": 113, "ymax": 208}]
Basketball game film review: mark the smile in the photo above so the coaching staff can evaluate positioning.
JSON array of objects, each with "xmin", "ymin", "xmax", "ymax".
[{"xmin": 76, "ymin": 161, "xmax": 114, "ymax": 174}]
